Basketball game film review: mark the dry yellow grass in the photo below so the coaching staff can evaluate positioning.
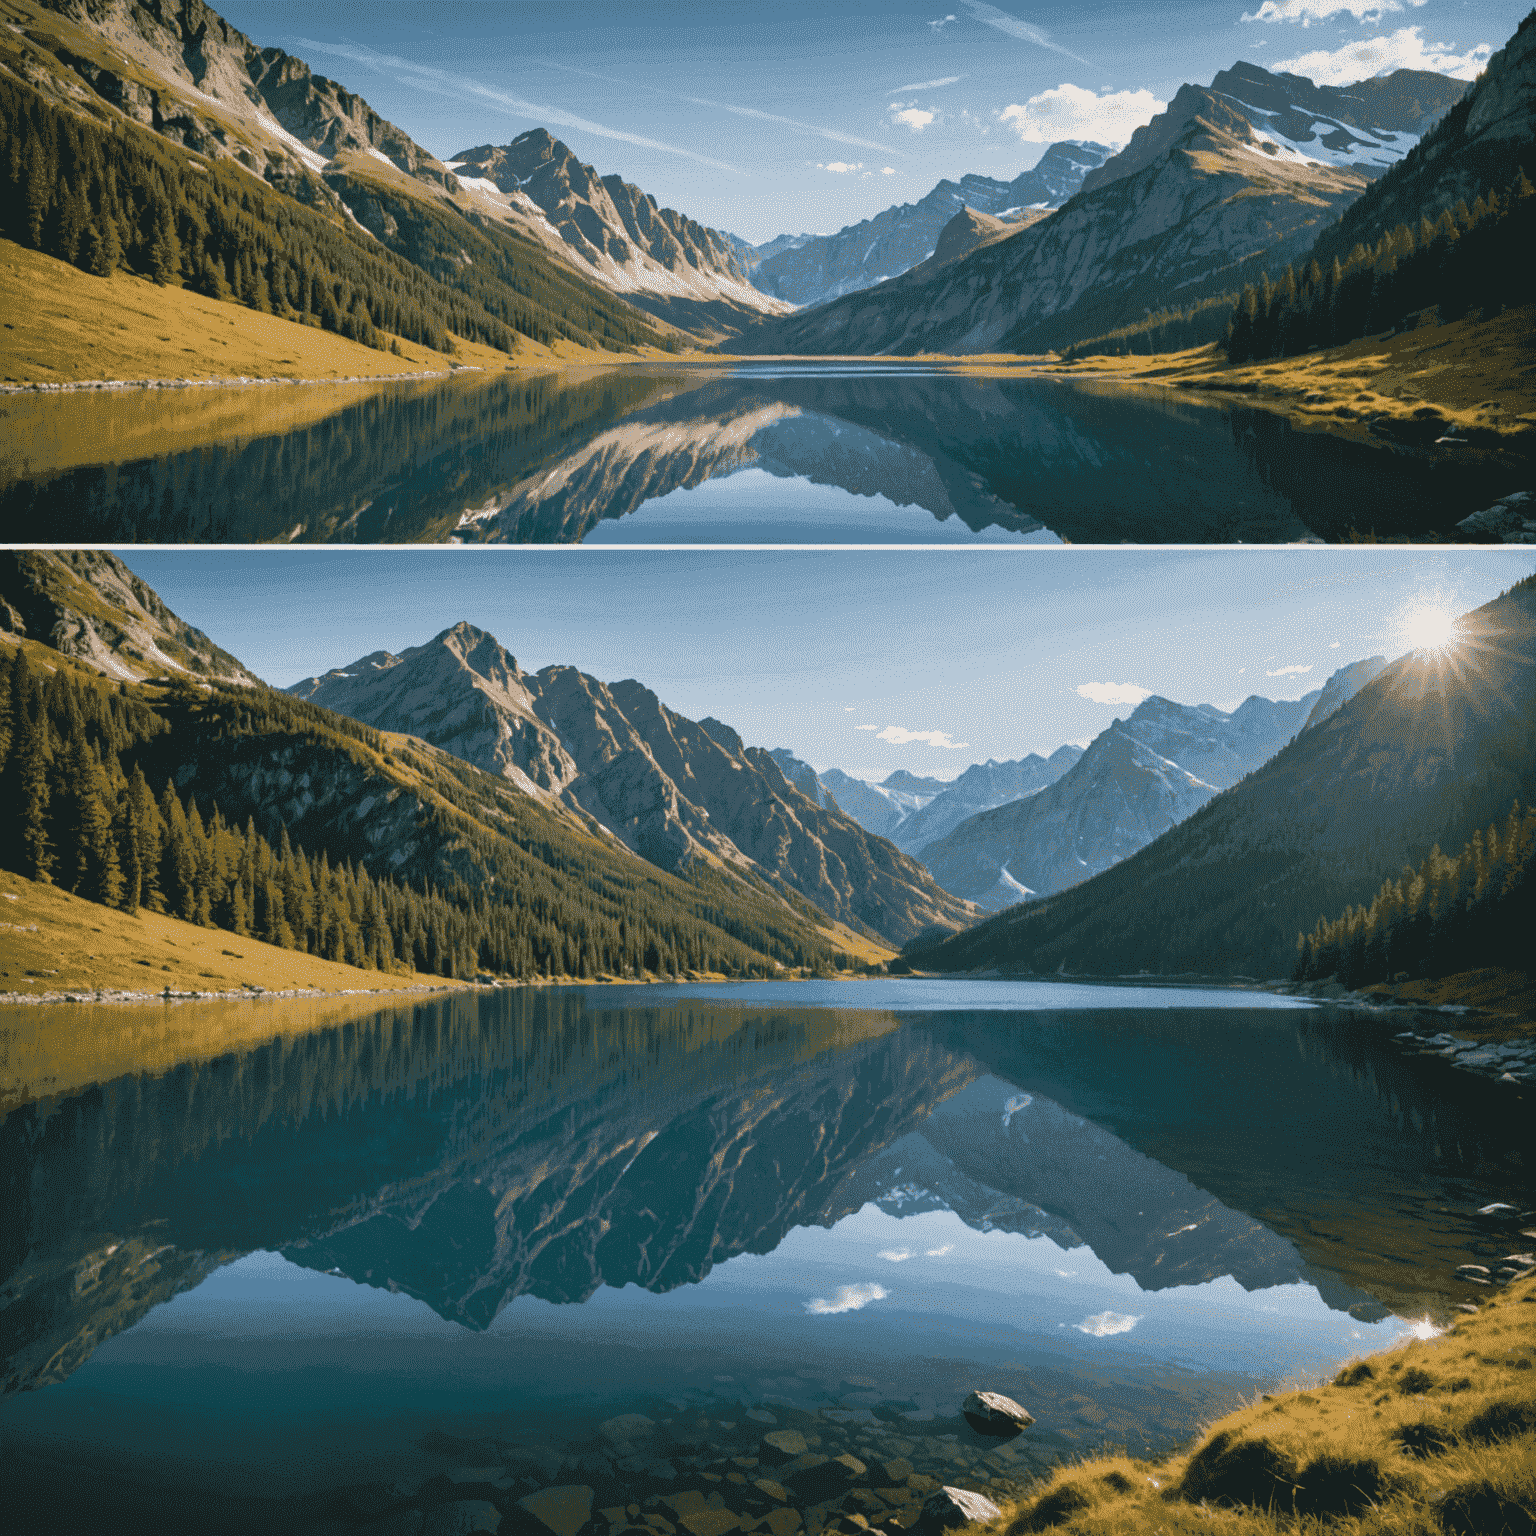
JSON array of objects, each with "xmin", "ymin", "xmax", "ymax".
[
  {"xmin": 968, "ymin": 1275, "xmax": 1536, "ymax": 1536},
  {"xmin": 0, "ymin": 238, "xmax": 650, "ymax": 387},
  {"xmin": 0, "ymin": 866, "xmax": 434, "ymax": 1001}
]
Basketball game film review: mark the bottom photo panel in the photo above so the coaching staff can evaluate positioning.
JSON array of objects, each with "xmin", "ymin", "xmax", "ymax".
[{"xmin": 2, "ymin": 545, "xmax": 1534, "ymax": 1536}]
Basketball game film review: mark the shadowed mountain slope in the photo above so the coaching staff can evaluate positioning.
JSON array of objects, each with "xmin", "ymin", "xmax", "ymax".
[{"xmin": 911, "ymin": 576, "xmax": 1536, "ymax": 975}]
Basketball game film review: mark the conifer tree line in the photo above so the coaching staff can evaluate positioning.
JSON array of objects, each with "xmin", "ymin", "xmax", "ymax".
[
  {"xmin": 1061, "ymin": 291, "xmax": 1239, "ymax": 361},
  {"xmin": 1293, "ymin": 799, "xmax": 1534, "ymax": 988},
  {"xmin": 1225, "ymin": 166, "xmax": 1534, "ymax": 364},
  {"xmin": 0, "ymin": 74, "xmax": 666, "ymax": 355},
  {"xmin": 0, "ymin": 648, "xmax": 844, "ymax": 981}
]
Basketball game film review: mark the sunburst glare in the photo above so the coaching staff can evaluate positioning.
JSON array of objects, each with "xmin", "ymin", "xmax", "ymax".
[{"xmin": 1400, "ymin": 602, "xmax": 1461, "ymax": 656}]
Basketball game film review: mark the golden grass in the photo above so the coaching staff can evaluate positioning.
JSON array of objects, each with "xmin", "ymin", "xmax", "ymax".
[
  {"xmin": 1025, "ymin": 308, "xmax": 1536, "ymax": 451},
  {"xmin": 0, "ymin": 866, "xmax": 433, "ymax": 1001},
  {"xmin": 969, "ymin": 1275, "xmax": 1536, "ymax": 1536},
  {"xmin": 1360, "ymin": 970, "xmax": 1536, "ymax": 1042},
  {"xmin": 0, "ymin": 238, "xmax": 649, "ymax": 387}
]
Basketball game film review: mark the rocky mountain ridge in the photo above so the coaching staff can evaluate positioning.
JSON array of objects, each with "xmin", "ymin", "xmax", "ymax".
[
  {"xmin": 748, "ymin": 141, "xmax": 1110, "ymax": 309},
  {"xmin": 732, "ymin": 61, "xmax": 1466, "ymax": 355},
  {"xmin": 287, "ymin": 624, "xmax": 976, "ymax": 945},
  {"xmin": 0, "ymin": 550, "xmax": 258, "ymax": 685},
  {"xmin": 448, "ymin": 131, "xmax": 789, "ymax": 336},
  {"xmin": 920, "ymin": 689, "xmax": 1325, "ymax": 910}
]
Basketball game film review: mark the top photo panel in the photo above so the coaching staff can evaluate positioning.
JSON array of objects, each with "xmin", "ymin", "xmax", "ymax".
[{"xmin": 1, "ymin": 0, "xmax": 1531, "ymax": 545}]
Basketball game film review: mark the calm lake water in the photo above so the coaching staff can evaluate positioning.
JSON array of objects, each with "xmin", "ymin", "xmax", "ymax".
[
  {"xmin": 2, "ymin": 979, "xmax": 1530, "ymax": 1533},
  {"xmin": 1, "ymin": 367, "xmax": 1523, "ymax": 544}
]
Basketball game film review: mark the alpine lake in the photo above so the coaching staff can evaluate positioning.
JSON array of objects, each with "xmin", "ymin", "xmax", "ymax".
[
  {"xmin": 2, "ymin": 978, "xmax": 1531, "ymax": 1534},
  {"xmin": 1, "ymin": 364, "xmax": 1527, "ymax": 544}
]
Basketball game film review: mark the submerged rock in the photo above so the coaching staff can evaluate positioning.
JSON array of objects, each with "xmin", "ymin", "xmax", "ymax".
[
  {"xmin": 961, "ymin": 1392, "xmax": 1035, "ymax": 1437},
  {"xmin": 518, "ymin": 1486, "xmax": 594, "ymax": 1536},
  {"xmin": 920, "ymin": 1487, "xmax": 1002, "ymax": 1528},
  {"xmin": 425, "ymin": 1502, "xmax": 502, "ymax": 1535}
]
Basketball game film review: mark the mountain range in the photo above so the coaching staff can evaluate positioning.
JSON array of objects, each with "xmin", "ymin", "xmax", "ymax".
[
  {"xmin": 745, "ymin": 142, "xmax": 1110, "ymax": 309},
  {"xmin": 730, "ymin": 62, "xmax": 1469, "ymax": 356},
  {"xmin": 910, "ymin": 576, "xmax": 1536, "ymax": 977},
  {"xmin": 284, "ymin": 625, "xmax": 975, "ymax": 947}
]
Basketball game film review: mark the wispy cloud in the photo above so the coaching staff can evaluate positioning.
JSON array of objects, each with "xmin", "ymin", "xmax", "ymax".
[
  {"xmin": 1076, "ymin": 1310, "xmax": 1141, "ymax": 1336},
  {"xmin": 929, "ymin": 14, "xmax": 959, "ymax": 31},
  {"xmin": 890, "ymin": 105, "xmax": 937, "ymax": 132},
  {"xmin": 895, "ymin": 74, "xmax": 966, "ymax": 91},
  {"xmin": 1266, "ymin": 664, "xmax": 1313, "ymax": 677},
  {"xmin": 1242, "ymin": 0, "xmax": 1425, "ymax": 24},
  {"xmin": 818, "ymin": 161, "xmax": 864, "ymax": 173},
  {"xmin": 806, "ymin": 1282, "xmax": 888, "ymax": 1315},
  {"xmin": 1002, "ymin": 84, "xmax": 1163, "ymax": 146},
  {"xmin": 926, "ymin": 1244, "xmax": 954, "ymax": 1257},
  {"xmin": 876, "ymin": 726, "xmax": 969, "ymax": 748},
  {"xmin": 1076, "ymin": 681, "xmax": 1153, "ymax": 707},
  {"xmin": 958, "ymin": 1, "xmax": 1089, "ymax": 64},
  {"xmin": 1274, "ymin": 25, "xmax": 1491, "ymax": 82},
  {"xmin": 296, "ymin": 40, "xmax": 742, "ymax": 173},
  {"xmin": 882, "ymin": 166, "xmax": 896, "ymax": 174},
  {"xmin": 878, "ymin": 1248, "xmax": 913, "ymax": 1262}
]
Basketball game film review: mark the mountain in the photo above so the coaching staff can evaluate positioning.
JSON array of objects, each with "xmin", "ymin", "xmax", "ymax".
[
  {"xmin": 893, "ymin": 748, "xmax": 1086, "ymax": 854},
  {"xmin": 286, "ymin": 625, "xmax": 976, "ymax": 945},
  {"xmin": 919, "ymin": 692, "xmax": 1316, "ymax": 910},
  {"xmin": 1, "ymin": 0, "xmax": 670, "ymax": 354},
  {"xmin": 0, "ymin": 552, "xmax": 862, "ymax": 981},
  {"xmin": 447, "ymin": 132, "xmax": 789, "ymax": 338},
  {"xmin": 0, "ymin": 550, "xmax": 259, "ymax": 685},
  {"xmin": 732, "ymin": 64, "xmax": 1466, "ymax": 356},
  {"xmin": 1303, "ymin": 655, "xmax": 1388, "ymax": 729},
  {"xmin": 747, "ymin": 142, "xmax": 1109, "ymax": 309},
  {"xmin": 911, "ymin": 576, "xmax": 1536, "ymax": 975},
  {"xmin": 1305, "ymin": 13, "xmax": 1536, "ymax": 271}
]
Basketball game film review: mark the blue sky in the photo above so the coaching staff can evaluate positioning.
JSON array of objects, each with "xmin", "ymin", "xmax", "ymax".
[
  {"xmin": 217, "ymin": 2, "xmax": 1524, "ymax": 242},
  {"xmin": 123, "ymin": 549, "xmax": 1533, "ymax": 781}
]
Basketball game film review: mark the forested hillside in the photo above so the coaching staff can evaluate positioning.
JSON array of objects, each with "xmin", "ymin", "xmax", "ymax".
[
  {"xmin": 1293, "ymin": 798, "xmax": 1533, "ymax": 987},
  {"xmin": 0, "ymin": 71, "xmax": 668, "ymax": 355},
  {"xmin": 0, "ymin": 644, "xmax": 854, "ymax": 981}
]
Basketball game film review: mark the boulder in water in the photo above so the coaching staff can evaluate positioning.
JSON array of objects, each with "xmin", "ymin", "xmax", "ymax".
[{"xmin": 961, "ymin": 1391, "xmax": 1034, "ymax": 1437}]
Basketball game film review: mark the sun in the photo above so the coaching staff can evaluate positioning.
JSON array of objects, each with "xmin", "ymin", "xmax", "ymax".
[{"xmin": 1400, "ymin": 602, "xmax": 1461, "ymax": 656}]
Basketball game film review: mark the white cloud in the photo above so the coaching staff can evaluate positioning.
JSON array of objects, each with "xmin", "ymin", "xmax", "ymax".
[
  {"xmin": 929, "ymin": 14, "xmax": 958, "ymax": 31},
  {"xmin": 845, "ymin": 706, "xmax": 856, "ymax": 711},
  {"xmin": 878, "ymin": 1248, "xmax": 913, "ymax": 1262},
  {"xmin": 926, "ymin": 1244, "xmax": 954, "ymax": 1257},
  {"xmin": 1242, "ymin": 0, "xmax": 1424, "ymax": 24},
  {"xmin": 856, "ymin": 723, "xmax": 879, "ymax": 731},
  {"xmin": 1275, "ymin": 25, "xmax": 1492, "ymax": 83},
  {"xmin": 896, "ymin": 74, "xmax": 965, "ymax": 91},
  {"xmin": 959, "ymin": 1, "xmax": 1089, "ymax": 64},
  {"xmin": 891, "ymin": 105, "xmax": 936, "ymax": 132},
  {"xmin": 1266, "ymin": 663, "xmax": 1313, "ymax": 677},
  {"xmin": 1076, "ymin": 681, "xmax": 1153, "ymax": 707},
  {"xmin": 1330, "ymin": 641, "xmax": 1341, "ymax": 648},
  {"xmin": 876, "ymin": 726, "xmax": 970, "ymax": 748},
  {"xmin": 818, "ymin": 161, "xmax": 864, "ymax": 173},
  {"xmin": 1076, "ymin": 1310, "xmax": 1141, "ymax": 1336},
  {"xmin": 882, "ymin": 166, "xmax": 896, "ymax": 174},
  {"xmin": 1001, "ymin": 83, "xmax": 1163, "ymax": 146},
  {"xmin": 806, "ymin": 1282, "xmax": 888, "ymax": 1315}
]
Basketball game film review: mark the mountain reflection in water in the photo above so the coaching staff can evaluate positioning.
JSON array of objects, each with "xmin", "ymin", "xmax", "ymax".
[{"xmin": 1, "ymin": 367, "xmax": 1523, "ymax": 543}]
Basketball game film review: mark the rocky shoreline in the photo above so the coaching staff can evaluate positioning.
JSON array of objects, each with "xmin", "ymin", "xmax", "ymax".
[
  {"xmin": 0, "ymin": 367, "xmax": 479, "ymax": 395},
  {"xmin": 306, "ymin": 1396, "xmax": 1052, "ymax": 1536}
]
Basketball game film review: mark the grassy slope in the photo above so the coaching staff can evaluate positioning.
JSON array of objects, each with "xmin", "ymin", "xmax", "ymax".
[
  {"xmin": 939, "ymin": 306, "xmax": 1536, "ymax": 454},
  {"xmin": 978, "ymin": 1273, "xmax": 1536, "ymax": 1536},
  {"xmin": 0, "ymin": 865, "xmax": 429, "ymax": 999},
  {"xmin": 0, "ymin": 239, "xmax": 655, "ymax": 385},
  {"xmin": 1359, "ymin": 969, "xmax": 1536, "ymax": 1041}
]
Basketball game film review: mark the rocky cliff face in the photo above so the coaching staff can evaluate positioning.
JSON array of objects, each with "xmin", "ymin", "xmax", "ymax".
[
  {"xmin": 449, "ymin": 131, "xmax": 790, "ymax": 336},
  {"xmin": 288, "ymin": 625, "xmax": 976, "ymax": 944},
  {"xmin": 919, "ymin": 690, "xmax": 1318, "ymax": 910},
  {"xmin": 734, "ymin": 63, "xmax": 1464, "ymax": 355},
  {"xmin": 0, "ymin": 550, "xmax": 259, "ymax": 685},
  {"xmin": 893, "ymin": 748, "xmax": 1085, "ymax": 854},
  {"xmin": 1303, "ymin": 655, "xmax": 1388, "ymax": 730},
  {"xmin": 748, "ymin": 142, "xmax": 1108, "ymax": 308}
]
